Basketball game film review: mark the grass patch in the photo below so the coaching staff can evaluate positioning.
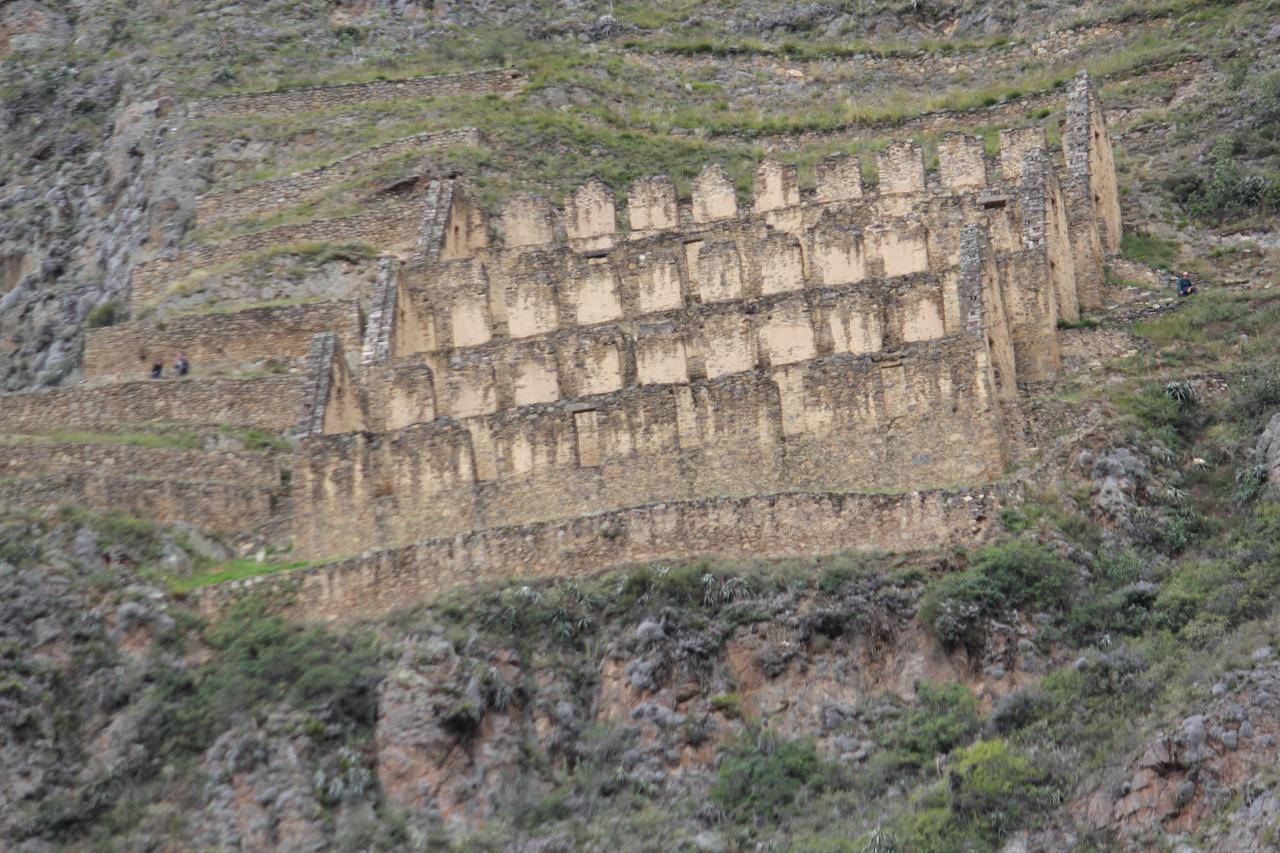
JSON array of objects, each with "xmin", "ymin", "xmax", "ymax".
[
  {"xmin": 218, "ymin": 426, "xmax": 291, "ymax": 452},
  {"xmin": 0, "ymin": 430, "xmax": 205, "ymax": 451},
  {"xmin": 1134, "ymin": 289, "xmax": 1280, "ymax": 364},
  {"xmin": 1121, "ymin": 231, "xmax": 1179, "ymax": 268},
  {"xmin": 169, "ymin": 557, "xmax": 320, "ymax": 592}
]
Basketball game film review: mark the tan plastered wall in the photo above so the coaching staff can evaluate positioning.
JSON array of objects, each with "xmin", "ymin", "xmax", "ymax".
[
  {"xmin": 1088, "ymin": 100, "xmax": 1123, "ymax": 254},
  {"xmin": 1044, "ymin": 169, "xmax": 1081, "ymax": 324},
  {"xmin": 938, "ymin": 134, "xmax": 988, "ymax": 191},
  {"xmin": 405, "ymin": 201, "xmax": 981, "ymax": 354},
  {"xmin": 692, "ymin": 164, "xmax": 739, "ymax": 223},
  {"xmin": 392, "ymin": 273, "xmax": 969, "ymax": 420}
]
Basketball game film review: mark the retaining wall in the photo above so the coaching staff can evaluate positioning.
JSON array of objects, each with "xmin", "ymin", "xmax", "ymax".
[
  {"xmin": 130, "ymin": 201, "xmax": 419, "ymax": 306},
  {"xmin": 85, "ymin": 301, "xmax": 364, "ymax": 380},
  {"xmin": 191, "ymin": 69, "xmax": 526, "ymax": 118},
  {"xmin": 0, "ymin": 377, "xmax": 304, "ymax": 432},
  {"xmin": 196, "ymin": 128, "xmax": 483, "ymax": 226},
  {"xmin": 195, "ymin": 486, "xmax": 1006, "ymax": 621},
  {"xmin": 0, "ymin": 473, "xmax": 276, "ymax": 535},
  {"xmin": 0, "ymin": 441, "xmax": 284, "ymax": 487}
]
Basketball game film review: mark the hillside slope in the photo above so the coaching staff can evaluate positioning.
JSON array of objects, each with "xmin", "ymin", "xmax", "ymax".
[{"xmin": 1, "ymin": 0, "xmax": 1280, "ymax": 850}]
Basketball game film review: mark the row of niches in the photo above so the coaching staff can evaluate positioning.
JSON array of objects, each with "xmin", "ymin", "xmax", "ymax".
[
  {"xmin": 386, "ymin": 273, "xmax": 969, "ymax": 425},
  {"xmin": 411, "ymin": 210, "xmax": 973, "ymax": 353}
]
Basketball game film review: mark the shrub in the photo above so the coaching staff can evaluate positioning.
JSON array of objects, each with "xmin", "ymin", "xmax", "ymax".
[
  {"xmin": 85, "ymin": 299, "xmax": 120, "ymax": 329},
  {"xmin": 878, "ymin": 681, "xmax": 980, "ymax": 769},
  {"xmin": 921, "ymin": 539, "xmax": 1076, "ymax": 652},
  {"xmin": 919, "ymin": 571, "xmax": 1000, "ymax": 652},
  {"xmin": 985, "ymin": 688, "xmax": 1048, "ymax": 736},
  {"xmin": 1173, "ymin": 137, "xmax": 1280, "ymax": 224},
  {"xmin": 137, "ymin": 598, "xmax": 383, "ymax": 759},
  {"xmin": 891, "ymin": 739, "xmax": 1057, "ymax": 850},
  {"xmin": 1231, "ymin": 365, "xmax": 1280, "ymax": 426},
  {"xmin": 711, "ymin": 732, "xmax": 841, "ymax": 825},
  {"xmin": 970, "ymin": 539, "xmax": 1076, "ymax": 613},
  {"xmin": 710, "ymin": 693, "xmax": 742, "ymax": 719},
  {"xmin": 1233, "ymin": 463, "xmax": 1269, "ymax": 506}
]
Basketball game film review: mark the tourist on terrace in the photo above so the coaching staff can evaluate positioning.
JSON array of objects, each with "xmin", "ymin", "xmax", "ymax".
[
  {"xmin": 150, "ymin": 359, "xmax": 164, "ymax": 379},
  {"xmin": 175, "ymin": 353, "xmax": 190, "ymax": 376},
  {"xmin": 1177, "ymin": 271, "xmax": 1197, "ymax": 298}
]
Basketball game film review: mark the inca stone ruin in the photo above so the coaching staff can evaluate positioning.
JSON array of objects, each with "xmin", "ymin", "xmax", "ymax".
[{"xmin": 0, "ymin": 70, "xmax": 1122, "ymax": 620}]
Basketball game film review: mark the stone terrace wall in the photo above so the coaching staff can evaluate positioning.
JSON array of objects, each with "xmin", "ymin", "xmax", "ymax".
[
  {"xmin": 635, "ymin": 19, "xmax": 1155, "ymax": 88},
  {"xmin": 191, "ymin": 69, "xmax": 527, "ymax": 118},
  {"xmin": 197, "ymin": 486, "xmax": 1005, "ymax": 622},
  {"xmin": 196, "ymin": 129, "xmax": 483, "ymax": 227},
  {"xmin": 130, "ymin": 200, "xmax": 419, "ymax": 306},
  {"xmin": 0, "ymin": 441, "xmax": 284, "ymax": 487},
  {"xmin": 83, "ymin": 300, "xmax": 366, "ymax": 376},
  {"xmin": 84, "ymin": 300, "xmax": 364, "ymax": 380},
  {"xmin": 0, "ymin": 376, "xmax": 304, "ymax": 432},
  {"xmin": 289, "ymin": 335, "xmax": 1006, "ymax": 559},
  {"xmin": 0, "ymin": 473, "xmax": 276, "ymax": 536}
]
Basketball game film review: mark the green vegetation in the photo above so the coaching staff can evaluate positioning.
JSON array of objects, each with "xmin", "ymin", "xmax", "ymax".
[
  {"xmin": 1169, "ymin": 136, "xmax": 1280, "ymax": 225},
  {"xmin": 889, "ymin": 739, "xmax": 1059, "ymax": 849},
  {"xmin": 876, "ymin": 681, "xmax": 981, "ymax": 770},
  {"xmin": 168, "ymin": 557, "xmax": 319, "ymax": 592},
  {"xmin": 1121, "ymin": 230, "xmax": 1179, "ymax": 269},
  {"xmin": 84, "ymin": 299, "xmax": 120, "ymax": 329},
  {"xmin": 0, "ymin": 429, "xmax": 204, "ymax": 451},
  {"xmin": 1133, "ymin": 289, "xmax": 1280, "ymax": 364},
  {"xmin": 920, "ymin": 539, "xmax": 1076, "ymax": 653},
  {"xmin": 139, "ymin": 597, "xmax": 384, "ymax": 757},
  {"xmin": 711, "ymin": 732, "xmax": 842, "ymax": 825}
]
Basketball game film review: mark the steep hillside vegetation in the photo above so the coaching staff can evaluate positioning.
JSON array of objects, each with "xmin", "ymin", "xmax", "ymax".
[{"xmin": 1, "ymin": 0, "xmax": 1279, "ymax": 850}]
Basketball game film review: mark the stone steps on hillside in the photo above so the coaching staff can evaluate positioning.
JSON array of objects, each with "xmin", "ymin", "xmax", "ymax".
[
  {"xmin": 129, "ymin": 200, "xmax": 420, "ymax": 306},
  {"xmin": 190, "ymin": 69, "xmax": 526, "ymax": 119}
]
